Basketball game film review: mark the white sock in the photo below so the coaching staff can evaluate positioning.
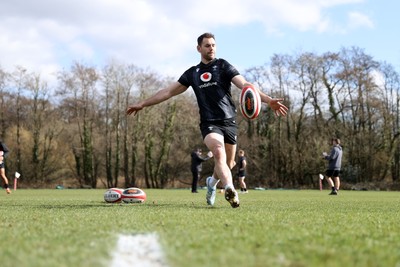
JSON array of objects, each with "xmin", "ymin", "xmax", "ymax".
[
  {"xmin": 225, "ymin": 183, "xmax": 234, "ymax": 190},
  {"xmin": 209, "ymin": 176, "xmax": 220, "ymax": 187}
]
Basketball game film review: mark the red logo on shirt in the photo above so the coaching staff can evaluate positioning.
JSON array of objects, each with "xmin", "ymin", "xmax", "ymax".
[{"xmin": 200, "ymin": 72, "xmax": 212, "ymax": 82}]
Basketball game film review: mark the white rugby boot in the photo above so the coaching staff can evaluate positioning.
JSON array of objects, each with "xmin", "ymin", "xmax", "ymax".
[{"xmin": 206, "ymin": 177, "xmax": 217, "ymax": 206}]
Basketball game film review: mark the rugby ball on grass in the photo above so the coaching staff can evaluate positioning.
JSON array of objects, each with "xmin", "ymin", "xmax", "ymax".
[
  {"xmin": 121, "ymin": 187, "xmax": 146, "ymax": 203},
  {"xmin": 239, "ymin": 85, "xmax": 261, "ymax": 120},
  {"xmin": 104, "ymin": 188, "xmax": 123, "ymax": 203}
]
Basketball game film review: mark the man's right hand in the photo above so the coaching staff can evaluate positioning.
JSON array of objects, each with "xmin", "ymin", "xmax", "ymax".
[{"xmin": 126, "ymin": 103, "xmax": 143, "ymax": 116}]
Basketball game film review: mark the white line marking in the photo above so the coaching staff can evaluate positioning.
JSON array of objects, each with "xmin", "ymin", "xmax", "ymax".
[{"xmin": 111, "ymin": 233, "xmax": 169, "ymax": 267}]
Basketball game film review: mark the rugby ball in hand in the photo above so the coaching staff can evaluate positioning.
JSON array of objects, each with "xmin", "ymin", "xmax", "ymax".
[
  {"xmin": 104, "ymin": 188, "xmax": 123, "ymax": 203},
  {"xmin": 239, "ymin": 85, "xmax": 261, "ymax": 120},
  {"xmin": 121, "ymin": 187, "xmax": 147, "ymax": 203}
]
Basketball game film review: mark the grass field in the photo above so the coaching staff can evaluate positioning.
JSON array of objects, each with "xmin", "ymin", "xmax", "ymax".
[{"xmin": 0, "ymin": 188, "xmax": 399, "ymax": 267}]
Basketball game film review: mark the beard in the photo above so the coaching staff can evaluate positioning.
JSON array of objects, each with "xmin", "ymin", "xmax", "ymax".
[{"xmin": 203, "ymin": 52, "xmax": 215, "ymax": 62}]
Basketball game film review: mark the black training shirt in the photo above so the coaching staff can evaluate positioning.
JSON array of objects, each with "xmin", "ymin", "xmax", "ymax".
[{"xmin": 178, "ymin": 58, "xmax": 240, "ymax": 122}]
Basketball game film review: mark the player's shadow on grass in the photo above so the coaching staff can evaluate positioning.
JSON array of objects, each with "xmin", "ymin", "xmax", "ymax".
[{"xmin": 8, "ymin": 201, "xmax": 228, "ymax": 210}]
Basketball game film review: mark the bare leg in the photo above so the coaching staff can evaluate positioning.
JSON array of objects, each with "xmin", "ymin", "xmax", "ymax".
[
  {"xmin": 204, "ymin": 133, "xmax": 239, "ymax": 207},
  {"xmin": 204, "ymin": 133, "xmax": 235, "ymax": 187},
  {"xmin": 0, "ymin": 168, "xmax": 9, "ymax": 186},
  {"xmin": 327, "ymin": 177, "xmax": 334, "ymax": 188},
  {"xmin": 239, "ymin": 177, "xmax": 246, "ymax": 190},
  {"xmin": 333, "ymin": 176, "xmax": 340, "ymax": 190},
  {"xmin": 0, "ymin": 168, "xmax": 10, "ymax": 194},
  {"xmin": 225, "ymin": 143, "xmax": 237, "ymax": 170}
]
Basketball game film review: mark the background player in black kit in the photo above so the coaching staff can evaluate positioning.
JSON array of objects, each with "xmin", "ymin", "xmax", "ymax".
[
  {"xmin": 191, "ymin": 148, "xmax": 213, "ymax": 193},
  {"xmin": 127, "ymin": 32, "xmax": 288, "ymax": 208},
  {"xmin": 237, "ymin": 149, "xmax": 248, "ymax": 193}
]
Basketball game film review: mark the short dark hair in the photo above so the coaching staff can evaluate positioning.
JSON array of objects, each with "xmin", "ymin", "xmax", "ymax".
[
  {"xmin": 197, "ymin": 33, "xmax": 215, "ymax": 46},
  {"xmin": 332, "ymin": 138, "xmax": 340, "ymax": 145}
]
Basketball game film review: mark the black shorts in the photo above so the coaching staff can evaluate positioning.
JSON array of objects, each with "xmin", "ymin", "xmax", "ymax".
[
  {"xmin": 200, "ymin": 118, "xmax": 237, "ymax": 145},
  {"xmin": 238, "ymin": 170, "xmax": 246, "ymax": 178},
  {"xmin": 326, "ymin": 169, "xmax": 340, "ymax": 177}
]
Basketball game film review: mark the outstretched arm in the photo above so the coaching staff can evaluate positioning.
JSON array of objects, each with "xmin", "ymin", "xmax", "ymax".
[
  {"xmin": 126, "ymin": 82, "xmax": 188, "ymax": 116},
  {"xmin": 231, "ymin": 75, "xmax": 288, "ymax": 117},
  {"xmin": 202, "ymin": 151, "xmax": 214, "ymax": 161}
]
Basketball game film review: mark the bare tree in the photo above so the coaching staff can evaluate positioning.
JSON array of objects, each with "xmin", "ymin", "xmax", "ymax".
[
  {"xmin": 10, "ymin": 66, "xmax": 27, "ymax": 174},
  {"xmin": 377, "ymin": 62, "xmax": 400, "ymax": 182},
  {"xmin": 336, "ymin": 47, "xmax": 380, "ymax": 182},
  {"xmin": 57, "ymin": 62, "xmax": 100, "ymax": 188},
  {"xmin": 25, "ymin": 73, "xmax": 52, "ymax": 183},
  {"xmin": 0, "ymin": 67, "xmax": 9, "ymax": 139},
  {"xmin": 102, "ymin": 62, "xmax": 139, "ymax": 188}
]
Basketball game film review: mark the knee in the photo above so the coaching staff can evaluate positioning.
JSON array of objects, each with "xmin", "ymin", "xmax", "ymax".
[{"xmin": 211, "ymin": 146, "xmax": 225, "ymax": 160}]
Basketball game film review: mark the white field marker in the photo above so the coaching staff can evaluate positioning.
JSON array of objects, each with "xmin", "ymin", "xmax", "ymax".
[
  {"xmin": 111, "ymin": 233, "xmax": 169, "ymax": 267},
  {"xmin": 14, "ymin": 172, "xmax": 21, "ymax": 191},
  {"xmin": 319, "ymin": 173, "xmax": 324, "ymax": 191}
]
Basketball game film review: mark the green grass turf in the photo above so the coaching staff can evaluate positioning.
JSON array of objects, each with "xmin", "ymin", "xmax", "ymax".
[{"xmin": 0, "ymin": 189, "xmax": 399, "ymax": 267}]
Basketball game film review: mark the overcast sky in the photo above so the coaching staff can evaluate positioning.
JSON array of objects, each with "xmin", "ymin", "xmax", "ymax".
[{"xmin": 1, "ymin": 0, "xmax": 399, "ymax": 83}]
